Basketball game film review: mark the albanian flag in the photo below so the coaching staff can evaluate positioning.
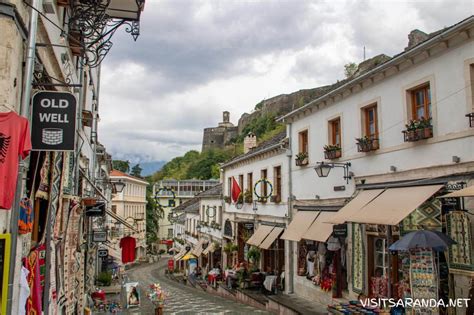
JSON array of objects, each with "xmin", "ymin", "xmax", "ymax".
[{"xmin": 231, "ymin": 177, "xmax": 241, "ymax": 203}]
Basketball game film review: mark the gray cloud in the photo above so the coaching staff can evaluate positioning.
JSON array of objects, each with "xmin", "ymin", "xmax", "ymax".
[{"xmin": 100, "ymin": 0, "xmax": 471, "ymax": 163}]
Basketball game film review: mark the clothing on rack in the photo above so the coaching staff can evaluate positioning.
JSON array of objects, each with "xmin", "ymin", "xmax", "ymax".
[
  {"xmin": 120, "ymin": 236, "xmax": 136, "ymax": 263},
  {"xmin": 0, "ymin": 111, "xmax": 31, "ymax": 209}
]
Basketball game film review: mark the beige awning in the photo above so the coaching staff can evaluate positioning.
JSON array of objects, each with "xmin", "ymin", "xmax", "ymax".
[
  {"xmin": 202, "ymin": 242, "xmax": 214, "ymax": 255},
  {"xmin": 280, "ymin": 211, "xmax": 319, "ymax": 241},
  {"xmin": 325, "ymin": 189, "xmax": 384, "ymax": 224},
  {"xmin": 192, "ymin": 239, "xmax": 206, "ymax": 257},
  {"xmin": 440, "ymin": 185, "xmax": 474, "ymax": 198},
  {"xmin": 259, "ymin": 227, "xmax": 284, "ymax": 249},
  {"xmin": 347, "ymin": 185, "xmax": 443, "ymax": 225},
  {"xmin": 174, "ymin": 247, "xmax": 188, "ymax": 260},
  {"xmin": 302, "ymin": 212, "xmax": 336, "ymax": 242},
  {"xmin": 246, "ymin": 225, "xmax": 274, "ymax": 246}
]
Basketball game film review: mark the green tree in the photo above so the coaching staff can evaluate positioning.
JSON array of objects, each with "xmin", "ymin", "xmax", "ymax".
[
  {"xmin": 344, "ymin": 62, "xmax": 358, "ymax": 78},
  {"xmin": 130, "ymin": 164, "xmax": 143, "ymax": 177},
  {"xmin": 112, "ymin": 160, "xmax": 130, "ymax": 173}
]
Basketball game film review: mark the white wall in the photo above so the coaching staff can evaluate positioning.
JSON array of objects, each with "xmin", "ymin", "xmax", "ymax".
[
  {"xmin": 290, "ymin": 41, "xmax": 474, "ymax": 200},
  {"xmin": 223, "ymin": 151, "xmax": 289, "ymax": 218}
]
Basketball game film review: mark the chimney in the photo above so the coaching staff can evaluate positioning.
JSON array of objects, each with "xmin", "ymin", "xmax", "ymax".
[{"xmin": 244, "ymin": 132, "xmax": 257, "ymax": 154}]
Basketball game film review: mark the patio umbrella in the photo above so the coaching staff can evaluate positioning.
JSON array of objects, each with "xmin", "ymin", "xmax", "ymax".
[
  {"xmin": 389, "ymin": 230, "xmax": 456, "ymax": 252},
  {"xmin": 180, "ymin": 253, "xmax": 197, "ymax": 261}
]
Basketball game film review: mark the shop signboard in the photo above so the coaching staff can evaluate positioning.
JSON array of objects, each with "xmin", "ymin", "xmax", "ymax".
[
  {"xmin": 98, "ymin": 249, "xmax": 108, "ymax": 257},
  {"xmin": 333, "ymin": 224, "xmax": 347, "ymax": 237},
  {"xmin": 168, "ymin": 259, "xmax": 174, "ymax": 271},
  {"xmin": 92, "ymin": 231, "xmax": 107, "ymax": 242},
  {"xmin": 243, "ymin": 222, "xmax": 254, "ymax": 230},
  {"xmin": 31, "ymin": 91, "xmax": 77, "ymax": 151},
  {"xmin": 122, "ymin": 282, "xmax": 140, "ymax": 308},
  {"xmin": 0, "ymin": 234, "xmax": 11, "ymax": 315}
]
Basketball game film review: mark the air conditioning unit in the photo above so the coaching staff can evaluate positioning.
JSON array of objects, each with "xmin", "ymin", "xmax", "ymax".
[{"xmin": 43, "ymin": 0, "xmax": 55, "ymax": 14}]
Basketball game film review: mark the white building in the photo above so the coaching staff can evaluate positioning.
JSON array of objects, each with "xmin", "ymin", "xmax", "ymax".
[
  {"xmin": 221, "ymin": 131, "xmax": 291, "ymax": 288},
  {"xmin": 278, "ymin": 17, "xmax": 474, "ymax": 311},
  {"xmin": 109, "ymin": 170, "xmax": 148, "ymax": 261}
]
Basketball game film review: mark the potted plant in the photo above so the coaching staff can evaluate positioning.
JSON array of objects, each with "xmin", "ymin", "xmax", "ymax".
[
  {"xmin": 224, "ymin": 196, "xmax": 231, "ymax": 203},
  {"xmin": 237, "ymin": 192, "xmax": 244, "ymax": 204},
  {"xmin": 247, "ymin": 246, "xmax": 261, "ymax": 267},
  {"xmin": 147, "ymin": 283, "xmax": 167, "ymax": 315},
  {"xmin": 96, "ymin": 271, "xmax": 112, "ymax": 286},
  {"xmin": 295, "ymin": 152, "xmax": 309, "ymax": 166},
  {"xmin": 324, "ymin": 144, "xmax": 342, "ymax": 159},
  {"xmin": 404, "ymin": 119, "xmax": 420, "ymax": 141},
  {"xmin": 356, "ymin": 136, "xmax": 379, "ymax": 152},
  {"xmin": 419, "ymin": 117, "xmax": 433, "ymax": 139},
  {"xmin": 243, "ymin": 189, "xmax": 253, "ymax": 203}
]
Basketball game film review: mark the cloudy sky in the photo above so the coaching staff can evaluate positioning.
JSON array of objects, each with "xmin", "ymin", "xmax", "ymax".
[{"xmin": 99, "ymin": 0, "xmax": 471, "ymax": 163}]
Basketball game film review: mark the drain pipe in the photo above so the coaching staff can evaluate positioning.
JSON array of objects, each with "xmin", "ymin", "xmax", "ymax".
[
  {"xmin": 7, "ymin": 1, "xmax": 42, "ymax": 314},
  {"xmin": 285, "ymin": 121, "xmax": 294, "ymax": 294}
]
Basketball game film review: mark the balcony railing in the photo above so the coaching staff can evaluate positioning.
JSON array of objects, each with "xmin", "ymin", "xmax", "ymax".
[
  {"xmin": 356, "ymin": 137, "xmax": 379, "ymax": 152},
  {"xmin": 402, "ymin": 125, "xmax": 433, "ymax": 142}
]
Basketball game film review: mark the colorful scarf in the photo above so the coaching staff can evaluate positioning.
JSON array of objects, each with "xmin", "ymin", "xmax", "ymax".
[
  {"xmin": 35, "ymin": 152, "xmax": 51, "ymax": 200},
  {"xmin": 25, "ymin": 250, "xmax": 42, "ymax": 315}
]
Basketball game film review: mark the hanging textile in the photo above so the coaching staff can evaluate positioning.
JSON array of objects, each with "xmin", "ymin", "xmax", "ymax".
[
  {"xmin": 0, "ymin": 111, "xmax": 31, "ymax": 209},
  {"xmin": 24, "ymin": 249, "xmax": 42, "ymax": 315},
  {"xmin": 401, "ymin": 199, "xmax": 442, "ymax": 235},
  {"xmin": 19, "ymin": 198, "xmax": 34, "ymax": 234},
  {"xmin": 120, "ymin": 236, "xmax": 137, "ymax": 263},
  {"xmin": 63, "ymin": 202, "xmax": 80, "ymax": 313},
  {"xmin": 447, "ymin": 211, "xmax": 473, "ymax": 271},
  {"xmin": 61, "ymin": 152, "xmax": 74, "ymax": 198},
  {"xmin": 35, "ymin": 152, "xmax": 51, "ymax": 200},
  {"xmin": 19, "ymin": 266, "xmax": 30, "ymax": 315},
  {"xmin": 352, "ymin": 223, "xmax": 364, "ymax": 294},
  {"xmin": 231, "ymin": 177, "xmax": 241, "ymax": 203}
]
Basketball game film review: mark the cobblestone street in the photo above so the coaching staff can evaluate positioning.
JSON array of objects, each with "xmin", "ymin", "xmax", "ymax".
[{"xmin": 103, "ymin": 258, "xmax": 271, "ymax": 314}]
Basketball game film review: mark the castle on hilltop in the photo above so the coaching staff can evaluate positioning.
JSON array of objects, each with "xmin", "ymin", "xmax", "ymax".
[{"xmin": 201, "ymin": 111, "xmax": 239, "ymax": 151}]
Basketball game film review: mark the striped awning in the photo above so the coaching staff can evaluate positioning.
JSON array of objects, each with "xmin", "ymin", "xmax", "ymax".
[{"xmin": 173, "ymin": 247, "xmax": 188, "ymax": 260}]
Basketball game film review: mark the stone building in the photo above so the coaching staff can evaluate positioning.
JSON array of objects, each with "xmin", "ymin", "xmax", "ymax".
[{"xmin": 202, "ymin": 111, "xmax": 239, "ymax": 151}]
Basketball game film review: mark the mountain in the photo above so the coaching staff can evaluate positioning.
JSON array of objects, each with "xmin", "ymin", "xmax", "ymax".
[{"xmin": 139, "ymin": 161, "xmax": 166, "ymax": 176}]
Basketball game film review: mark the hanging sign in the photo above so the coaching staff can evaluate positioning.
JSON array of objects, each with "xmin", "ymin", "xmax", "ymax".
[
  {"xmin": 31, "ymin": 91, "xmax": 77, "ymax": 151},
  {"xmin": 333, "ymin": 224, "xmax": 348, "ymax": 237},
  {"xmin": 93, "ymin": 231, "xmax": 107, "ymax": 242},
  {"xmin": 98, "ymin": 249, "xmax": 108, "ymax": 257}
]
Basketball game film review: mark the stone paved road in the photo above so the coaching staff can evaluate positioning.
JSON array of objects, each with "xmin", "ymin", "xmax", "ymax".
[{"xmin": 101, "ymin": 258, "xmax": 271, "ymax": 314}]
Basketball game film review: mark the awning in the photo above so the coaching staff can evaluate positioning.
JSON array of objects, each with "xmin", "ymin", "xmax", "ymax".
[
  {"xmin": 325, "ymin": 189, "xmax": 384, "ymax": 224},
  {"xmin": 347, "ymin": 185, "xmax": 443, "ymax": 225},
  {"xmin": 302, "ymin": 212, "xmax": 336, "ymax": 242},
  {"xmin": 259, "ymin": 227, "xmax": 284, "ymax": 250},
  {"xmin": 174, "ymin": 247, "xmax": 188, "ymax": 260},
  {"xmin": 246, "ymin": 225, "xmax": 274, "ymax": 246},
  {"xmin": 280, "ymin": 211, "xmax": 319, "ymax": 241},
  {"xmin": 105, "ymin": 209, "xmax": 138, "ymax": 232},
  {"xmin": 439, "ymin": 185, "xmax": 474, "ymax": 198},
  {"xmin": 202, "ymin": 242, "xmax": 215, "ymax": 255},
  {"xmin": 192, "ymin": 239, "xmax": 206, "ymax": 257},
  {"xmin": 180, "ymin": 253, "xmax": 197, "ymax": 261}
]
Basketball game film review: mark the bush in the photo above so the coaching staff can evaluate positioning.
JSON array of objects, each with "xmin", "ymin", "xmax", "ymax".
[{"xmin": 158, "ymin": 249, "xmax": 166, "ymax": 254}]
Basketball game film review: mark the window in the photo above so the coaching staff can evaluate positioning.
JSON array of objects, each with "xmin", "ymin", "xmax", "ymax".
[
  {"xmin": 363, "ymin": 104, "xmax": 378, "ymax": 138},
  {"xmin": 273, "ymin": 166, "xmax": 282, "ymax": 202},
  {"xmin": 202, "ymin": 205, "xmax": 205, "ymax": 221},
  {"xmin": 247, "ymin": 172, "xmax": 253, "ymax": 197},
  {"xmin": 227, "ymin": 177, "xmax": 232, "ymax": 197},
  {"xmin": 261, "ymin": 169, "xmax": 268, "ymax": 197},
  {"xmin": 329, "ymin": 117, "xmax": 341, "ymax": 146},
  {"xmin": 298, "ymin": 130, "xmax": 308, "ymax": 154},
  {"xmin": 239, "ymin": 174, "xmax": 244, "ymax": 191},
  {"xmin": 111, "ymin": 205, "xmax": 117, "ymax": 214},
  {"xmin": 168, "ymin": 228, "xmax": 173, "ymax": 238},
  {"xmin": 218, "ymin": 206, "xmax": 222, "ymax": 225},
  {"xmin": 411, "ymin": 84, "xmax": 431, "ymax": 120}
]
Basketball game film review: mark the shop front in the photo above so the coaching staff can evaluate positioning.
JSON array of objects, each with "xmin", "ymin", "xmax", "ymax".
[{"xmin": 281, "ymin": 209, "xmax": 348, "ymax": 305}]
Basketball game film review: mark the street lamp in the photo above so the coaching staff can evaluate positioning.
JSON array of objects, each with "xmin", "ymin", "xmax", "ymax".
[
  {"xmin": 112, "ymin": 179, "xmax": 126, "ymax": 193},
  {"xmin": 314, "ymin": 162, "xmax": 352, "ymax": 184}
]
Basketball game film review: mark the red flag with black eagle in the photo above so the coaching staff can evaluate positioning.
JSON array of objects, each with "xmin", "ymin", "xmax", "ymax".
[{"xmin": 231, "ymin": 177, "xmax": 241, "ymax": 202}]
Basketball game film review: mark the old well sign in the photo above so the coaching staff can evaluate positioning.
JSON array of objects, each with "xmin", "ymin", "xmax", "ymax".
[{"xmin": 31, "ymin": 91, "xmax": 77, "ymax": 151}]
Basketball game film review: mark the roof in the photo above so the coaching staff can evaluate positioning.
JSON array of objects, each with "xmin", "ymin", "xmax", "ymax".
[
  {"xmin": 195, "ymin": 183, "xmax": 222, "ymax": 198},
  {"xmin": 110, "ymin": 169, "xmax": 149, "ymax": 184},
  {"xmin": 221, "ymin": 131, "xmax": 287, "ymax": 168},
  {"xmin": 279, "ymin": 15, "xmax": 474, "ymax": 123},
  {"xmin": 173, "ymin": 197, "xmax": 199, "ymax": 213}
]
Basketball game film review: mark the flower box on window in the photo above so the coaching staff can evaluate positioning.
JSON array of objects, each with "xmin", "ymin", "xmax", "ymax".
[
  {"xmin": 270, "ymin": 195, "xmax": 281, "ymax": 203},
  {"xmin": 295, "ymin": 152, "xmax": 309, "ymax": 166},
  {"xmin": 403, "ymin": 118, "xmax": 433, "ymax": 142},
  {"xmin": 324, "ymin": 145, "xmax": 341, "ymax": 160},
  {"xmin": 224, "ymin": 196, "xmax": 231, "ymax": 204},
  {"xmin": 243, "ymin": 190, "xmax": 253, "ymax": 203},
  {"xmin": 356, "ymin": 136, "xmax": 379, "ymax": 152}
]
